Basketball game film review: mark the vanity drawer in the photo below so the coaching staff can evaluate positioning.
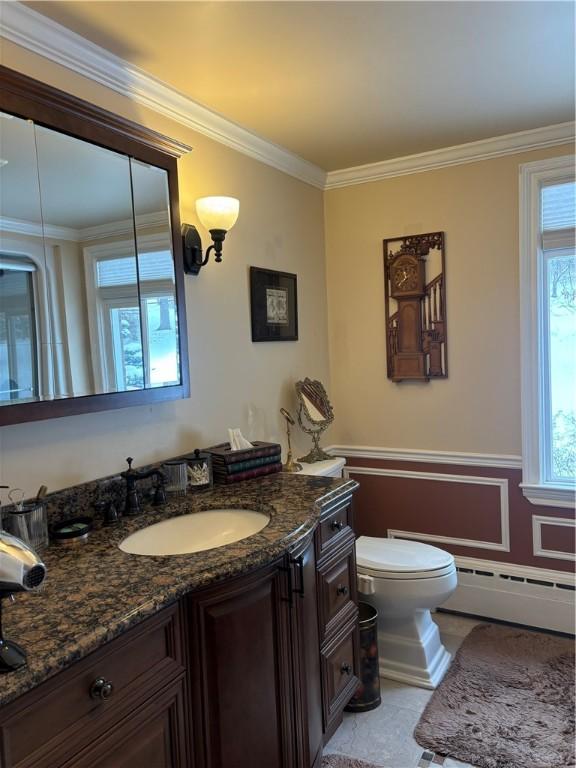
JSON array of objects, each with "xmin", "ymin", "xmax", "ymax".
[
  {"xmin": 320, "ymin": 618, "xmax": 359, "ymax": 734},
  {"xmin": 317, "ymin": 501, "xmax": 353, "ymax": 560},
  {"xmin": 317, "ymin": 542, "xmax": 357, "ymax": 644},
  {"xmin": 0, "ymin": 603, "xmax": 185, "ymax": 768}
]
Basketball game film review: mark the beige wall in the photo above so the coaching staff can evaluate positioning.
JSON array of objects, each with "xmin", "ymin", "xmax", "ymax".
[
  {"xmin": 1, "ymin": 41, "xmax": 572, "ymax": 499},
  {"xmin": 324, "ymin": 144, "xmax": 574, "ymax": 455},
  {"xmin": 0, "ymin": 42, "xmax": 330, "ymax": 496}
]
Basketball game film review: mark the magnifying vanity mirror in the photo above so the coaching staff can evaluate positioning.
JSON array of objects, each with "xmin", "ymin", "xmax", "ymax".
[
  {"xmin": 295, "ymin": 378, "xmax": 334, "ymax": 463},
  {"xmin": 0, "ymin": 67, "xmax": 191, "ymax": 426}
]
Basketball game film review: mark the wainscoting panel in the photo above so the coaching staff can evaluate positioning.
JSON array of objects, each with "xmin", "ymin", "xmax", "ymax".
[
  {"xmin": 532, "ymin": 516, "xmax": 576, "ymax": 561},
  {"xmin": 344, "ymin": 466, "xmax": 509, "ymax": 552},
  {"xmin": 335, "ymin": 449, "xmax": 575, "ymax": 573}
]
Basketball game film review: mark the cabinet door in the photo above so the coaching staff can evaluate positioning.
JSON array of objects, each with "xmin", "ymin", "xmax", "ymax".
[
  {"xmin": 0, "ymin": 604, "xmax": 186, "ymax": 768},
  {"xmin": 62, "ymin": 677, "xmax": 189, "ymax": 768},
  {"xmin": 188, "ymin": 559, "xmax": 295, "ymax": 768},
  {"xmin": 289, "ymin": 536, "xmax": 324, "ymax": 768}
]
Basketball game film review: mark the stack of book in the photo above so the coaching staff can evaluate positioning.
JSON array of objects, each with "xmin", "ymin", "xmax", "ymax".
[{"xmin": 206, "ymin": 441, "xmax": 283, "ymax": 485}]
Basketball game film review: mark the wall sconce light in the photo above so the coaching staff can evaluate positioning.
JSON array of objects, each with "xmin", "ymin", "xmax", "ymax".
[{"xmin": 182, "ymin": 196, "xmax": 239, "ymax": 275}]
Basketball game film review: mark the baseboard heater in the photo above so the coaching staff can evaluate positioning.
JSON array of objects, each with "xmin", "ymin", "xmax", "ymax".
[{"xmin": 440, "ymin": 556, "xmax": 575, "ymax": 634}]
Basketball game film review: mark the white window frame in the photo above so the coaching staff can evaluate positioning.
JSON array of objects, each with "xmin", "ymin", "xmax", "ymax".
[
  {"xmin": 519, "ymin": 155, "xmax": 576, "ymax": 508},
  {"xmin": 83, "ymin": 233, "xmax": 177, "ymax": 393}
]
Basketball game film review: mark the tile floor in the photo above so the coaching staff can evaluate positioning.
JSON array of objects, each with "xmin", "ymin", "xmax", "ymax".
[{"xmin": 324, "ymin": 612, "xmax": 482, "ymax": 768}]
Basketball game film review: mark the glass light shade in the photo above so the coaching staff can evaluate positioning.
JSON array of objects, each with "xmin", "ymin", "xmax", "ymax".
[{"xmin": 195, "ymin": 196, "xmax": 239, "ymax": 232}]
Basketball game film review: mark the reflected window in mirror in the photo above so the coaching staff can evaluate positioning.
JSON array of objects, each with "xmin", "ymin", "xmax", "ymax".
[
  {"xmin": 131, "ymin": 158, "xmax": 179, "ymax": 389},
  {"xmin": 0, "ymin": 113, "xmax": 52, "ymax": 404},
  {"xmin": 34, "ymin": 123, "xmax": 144, "ymax": 399},
  {"xmin": 0, "ymin": 256, "xmax": 39, "ymax": 403},
  {"xmin": 87, "ymin": 247, "xmax": 178, "ymax": 391},
  {"xmin": 84, "ymin": 242, "xmax": 144, "ymax": 393}
]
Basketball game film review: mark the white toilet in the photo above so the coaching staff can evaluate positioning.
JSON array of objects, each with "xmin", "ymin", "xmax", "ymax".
[{"xmin": 355, "ymin": 536, "xmax": 457, "ymax": 689}]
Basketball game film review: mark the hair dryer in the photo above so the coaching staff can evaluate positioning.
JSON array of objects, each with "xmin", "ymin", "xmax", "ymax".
[{"xmin": 0, "ymin": 531, "xmax": 47, "ymax": 671}]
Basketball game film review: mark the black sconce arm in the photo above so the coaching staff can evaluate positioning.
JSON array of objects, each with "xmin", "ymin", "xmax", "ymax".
[
  {"xmin": 206, "ymin": 229, "xmax": 227, "ymax": 264},
  {"xmin": 182, "ymin": 224, "xmax": 228, "ymax": 275}
]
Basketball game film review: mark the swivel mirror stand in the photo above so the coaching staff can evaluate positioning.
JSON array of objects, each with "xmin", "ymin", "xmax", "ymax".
[{"xmin": 296, "ymin": 408, "xmax": 332, "ymax": 463}]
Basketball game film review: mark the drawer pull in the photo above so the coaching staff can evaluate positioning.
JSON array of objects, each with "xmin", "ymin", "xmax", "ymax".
[
  {"xmin": 340, "ymin": 662, "xmax": 352, "ymax": 675},
  {"xmin": 331, "ymin": 520, "xmax": 344, "ymax": 532},
  {"xmin": 90, "ymin": 677, "xmax": 114, "ymax": 701},
  {"xmin": 292, "ymin": 555, "xmax": 305, "ymax": 598},
  {"xmin": 336, "ymin": 584, "xmax": 349, "ymax": 597}
]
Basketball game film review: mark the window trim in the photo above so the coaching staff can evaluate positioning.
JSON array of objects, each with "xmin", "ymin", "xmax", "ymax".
[
  {"xmin": 519, "ymin": 155, "xmax": 576, "ymax": 508},
  {"xmin": 83, "ymin": 235, "xmax": 178, "ymax": 393}
]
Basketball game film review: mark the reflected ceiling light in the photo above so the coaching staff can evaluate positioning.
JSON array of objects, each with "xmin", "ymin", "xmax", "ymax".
[{"xmin": 182, "ymin": 196, "xmax": 239, "ymax": 275}]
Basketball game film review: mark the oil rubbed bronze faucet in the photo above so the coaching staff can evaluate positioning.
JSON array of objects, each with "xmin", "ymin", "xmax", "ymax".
[{"xmin": 121, "ymin": 458, "xmax": 167, "ymax": 516}]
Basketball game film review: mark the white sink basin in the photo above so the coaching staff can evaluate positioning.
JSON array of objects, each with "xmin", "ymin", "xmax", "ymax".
[{"xmin": 119, "ymin": 509, "xmax": 270, "ymax": 556}]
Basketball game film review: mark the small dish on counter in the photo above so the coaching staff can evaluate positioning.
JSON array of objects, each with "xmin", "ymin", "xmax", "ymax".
[{"xmin": 50, "ymin": 516, "xmax": 93, "ymax": 546}]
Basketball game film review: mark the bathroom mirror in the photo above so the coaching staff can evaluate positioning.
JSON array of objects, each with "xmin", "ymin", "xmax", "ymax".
[{"xmin": 0, "ymin": 66, "xmax": 191, "ymax": 425}]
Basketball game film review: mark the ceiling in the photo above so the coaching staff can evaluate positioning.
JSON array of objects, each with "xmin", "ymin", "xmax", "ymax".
[{"xmin": 24, "ymin": 1, "xmax": 576, "ymax": 172}]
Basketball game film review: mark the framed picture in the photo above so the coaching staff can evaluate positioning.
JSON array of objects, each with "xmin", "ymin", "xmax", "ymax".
[{"xmin": 250, "ymin": 267, "xmax": 298, "ymax": 342}]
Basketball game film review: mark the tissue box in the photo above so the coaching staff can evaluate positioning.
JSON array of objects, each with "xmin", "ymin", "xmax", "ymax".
[{"xmin": 205, "ymin": 442, "xmax": 282, "ymax": 484}]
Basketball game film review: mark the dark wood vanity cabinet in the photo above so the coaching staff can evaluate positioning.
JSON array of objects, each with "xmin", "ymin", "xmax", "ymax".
[
  {"xmin": 182, "ymin": 495, "xmax": 360, "ymax": 766},
  {"xmin": 0, "ymin": 501, "xmax": 358, "ymax": 768},
  {"xmin": 0, "ymin": 604, "xmax": 189, "ymax": 768},
  {"xmin": 289, "ymin": 536, "xmax": 324, "ymax": 768},
  {"xmin": 61, "ymin": 677, "xmax": 189, "ymax": 768},
  {"xmin": 186, "ymin": 534, "xmax": 325, "ymax": 768},
  {"xmin": 315, "ymin": 496, "xmax": 359, "ymax": 743},
  {"xmin": 186, "ymin": 554, "xmax": 297, "ymax": 768}
]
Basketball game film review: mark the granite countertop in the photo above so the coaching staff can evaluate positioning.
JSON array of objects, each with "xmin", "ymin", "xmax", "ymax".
[{"xmin": 0, "ymin": 473, "xmax": 357, "ymax": 707}]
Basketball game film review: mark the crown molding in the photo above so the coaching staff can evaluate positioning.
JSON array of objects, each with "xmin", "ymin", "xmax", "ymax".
[
  {"xmin": 0, "ymin": 211, "xmax": 169, "ymax": 242},
  {"xmin": 327, "ymin": 444, "xmax": 522, "ymax": 470},
  {"xmin": 0, "ymin": 2, "xmax": 327, "ymax": 189},
  {"xmin": 79, "ymin": 211, "xmax": 169, "ymax": 242},
  {"xmin": 325, "ymin": 123, "xmax": 576, "ymax": 189},
  {"xmin": 0, "ymin": 216, "xmax": 78, "ymax": 241}
]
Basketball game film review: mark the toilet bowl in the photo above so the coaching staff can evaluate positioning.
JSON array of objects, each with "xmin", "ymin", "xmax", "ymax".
[{"xmin": 355, "ymin": 536, "xmax": 457, "ymax": 689}]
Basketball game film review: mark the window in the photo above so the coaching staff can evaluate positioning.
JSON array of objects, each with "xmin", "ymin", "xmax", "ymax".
[
  {"xmin": 519, "ymin": 156, "xmax": 576, "ymax": 508},
  {"xmin": 84, "ymin": 241, "xmax": 179, "ymax": 393},
  {"xmin": 0, "ymin": 255, "xmax": 39, "ymax": 403}
]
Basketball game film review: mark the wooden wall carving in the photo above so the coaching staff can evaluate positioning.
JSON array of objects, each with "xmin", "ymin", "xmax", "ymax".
[{"xmin": 383, "ymin": 231, "xmax": 447, "ymax": 381}]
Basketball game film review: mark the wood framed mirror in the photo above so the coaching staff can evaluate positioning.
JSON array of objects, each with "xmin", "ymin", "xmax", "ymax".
[{"xmin": 0, "ymin": 66, "xmax": 191, "ymax": 426}]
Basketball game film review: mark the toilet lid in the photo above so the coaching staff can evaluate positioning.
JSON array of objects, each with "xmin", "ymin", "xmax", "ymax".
[{"xmin": 355, "ymin": 536, "xmax": 455, "ymax": 577}]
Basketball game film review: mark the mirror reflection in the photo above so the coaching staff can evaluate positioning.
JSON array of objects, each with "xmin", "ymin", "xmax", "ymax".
[
  {"xmin": 131, "ymin": 159, "xmax": 179, "ymax": 389},
  {"xmin": 0, "ymin": 114, "xmax": 50, "ymax": 404},
  {"xmin": 0, "ymin": 113, "xmax": 181, "ymax": 407}
]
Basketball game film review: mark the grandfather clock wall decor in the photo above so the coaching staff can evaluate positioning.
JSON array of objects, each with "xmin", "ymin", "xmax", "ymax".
[{"xmin": 383, "ymin": 231, "xmax": 447, "ymax": 381}]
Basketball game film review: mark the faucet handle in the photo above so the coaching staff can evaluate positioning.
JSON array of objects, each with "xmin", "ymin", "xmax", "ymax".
[
  {"xmin": 152, "ymin": 480, "xmax": 167, "ymax": 507},
  {"xmin": 126, "ymin": 457, "xmax": 134, "ymax": 470},
  {"xmin": 94, "ymin": 500, "xmax": 120, "ymax": 526}
]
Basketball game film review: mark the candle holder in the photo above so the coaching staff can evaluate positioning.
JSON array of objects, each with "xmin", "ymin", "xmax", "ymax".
[{"xmin": 280, "ymin": 408, "xmax": 302, "ymax": 473}]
